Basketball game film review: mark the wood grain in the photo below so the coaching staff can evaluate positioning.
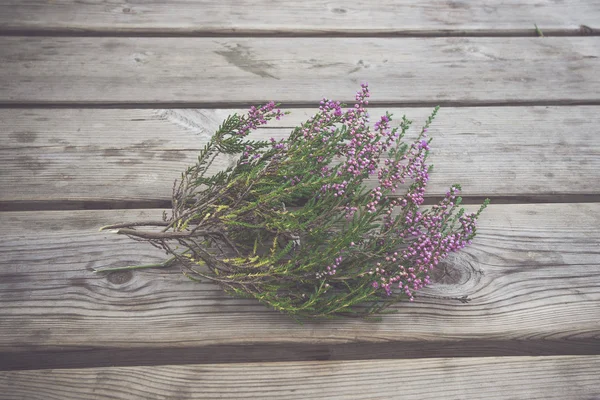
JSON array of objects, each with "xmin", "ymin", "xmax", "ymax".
[
  {"xmin": 0, "ymin": 0, "xmax": 597, "ymax": 35},
  {"xmin": 0, "ymin": 37, "xmax": 599, "ymax": 105},
  {"xmin": 1, "ymin": 356, "xmax": 599, "ymax": 400},
  {"xmin": 1, "ymin": 106, "xmax": 599, "ymax": 206},
  {"xmin": 1, "ymin": 204, "xmax": 598, "ymax": 369}
]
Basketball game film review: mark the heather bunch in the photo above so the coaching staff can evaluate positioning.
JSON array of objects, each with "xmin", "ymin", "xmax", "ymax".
[{"xmin": 100, "ymin": 84, "xmax": 488, "ymax": 320}]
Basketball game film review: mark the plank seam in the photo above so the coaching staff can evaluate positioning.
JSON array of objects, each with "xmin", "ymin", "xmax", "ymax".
[
  {"xmin": 2, "ymin": 195, "xmax": 600, "ymax": 212},
  {"xmin": 2, "ymin": 339, "xmax": 599, "ymax": 371},
  {"xmin": 0, "ymin": 28, "xmax": 597, "ymax": 38},
  {"xmin": 1, "ymin": 100, "xmax": 600, "ymax": 109}
]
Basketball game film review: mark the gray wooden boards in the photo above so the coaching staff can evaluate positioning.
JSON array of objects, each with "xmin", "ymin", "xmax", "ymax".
[
  {"xmin": 0, "ymin": 0, "xmax": 599, "ymax": 398},
  {"xmin": 0, "ymin": 37, "xmax": 598, "ymax": 105},
  {"xmin": 1, "ymin": 356, "xmax": 599, "ymax": 400},
  {"xmin": 1, "ymin": 204, "xmax": 598, "ymax": 370},
  {"xmin": 1, "ymin": 107, "xmax": 598, "ymax": 208},
  {"xmin": 0, "ymin": 0, "xmax": 597, "ymax": 35}
]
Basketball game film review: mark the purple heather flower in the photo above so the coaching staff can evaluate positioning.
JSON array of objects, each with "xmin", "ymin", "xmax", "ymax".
[
  {"xmin": 291, "ymin": 85, "xmax": 483, "ymax": 304},
  {"xmin": 238, "ymin": 101, "xmax": 284, "ymax": 137}
]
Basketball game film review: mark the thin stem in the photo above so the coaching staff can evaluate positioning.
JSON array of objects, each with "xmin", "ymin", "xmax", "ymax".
[
  {"xmin": 99, "ymin": 221, "xmax": 170, "ymax": 231},
  {"xmin": 116, "ymin": 228, "xmax": 217, "ymax": 240},
  {"xmin": 93, "ymin": 255, "xmax": 178, "ymax": 273}
]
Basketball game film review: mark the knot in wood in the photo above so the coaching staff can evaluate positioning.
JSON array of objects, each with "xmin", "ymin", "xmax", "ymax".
[
  {"xmin": 107, "ymin": 270, "xmax": 133, "ymax": 285},
  {"xmin": 429, "ymin": 252, "xmax": 483, "ymax": 295}
]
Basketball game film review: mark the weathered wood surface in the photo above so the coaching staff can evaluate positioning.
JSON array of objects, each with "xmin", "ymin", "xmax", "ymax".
[
  {"xmin": 0, "ymin": 2, "xmax": 598, "ymax": 397},
  {"xmin": 1, "ymin": 106, "xmax": 598, "ymax": 207},
  {"xmin": 1, "ymin": 356, "xmax": 599, "ymax": 400},
  {"xmin": 1, "ymin": 204, "xmax": 598, "ymax": 370},
  {"xmin": 1, "ymin": 37, "xmax": 599, "ymax": 105},
  {"xmin": 0, "ymin": 0, "xmax": 597, "ymax": 35}
]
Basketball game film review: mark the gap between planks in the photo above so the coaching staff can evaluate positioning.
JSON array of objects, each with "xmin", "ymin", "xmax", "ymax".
[
  {"xmin": 2, "ymin": 194, "xmax": 600, "ymax": 213},
  {"xmin": 0, "ymin": 28, "xmax": 597, "ymax": 38},
  {"xmin": 2, "ymin": 100, "xmax": 600, "ymax": 109},
  {"xmin": 2, "ymin": 341, "xmax": 600, "ymax": 372}
]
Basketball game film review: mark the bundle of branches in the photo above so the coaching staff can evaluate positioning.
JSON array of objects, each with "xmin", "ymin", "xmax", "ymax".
[{"xmin": 100, "ymin": 84, "xmax": 488, "ymax": 319}]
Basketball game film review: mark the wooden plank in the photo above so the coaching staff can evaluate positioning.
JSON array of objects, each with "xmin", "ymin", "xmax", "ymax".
[
  {"xmin": 1, "ymin": 204, "xmax": 599, "ymax": 369},
  {"xmin": 0, "ymin": 37, "xmax": 599, "ymax": 105},
  {"xmin": 1, "ymin": 356, "xmax": 599, "ymax": 400},
  {"xmin": 0, "ymin": 0, "xmax": 597, "ymax": 35},
  {"xmin": 1, "ymin": 107, "xmax": 599, "ymax": 206}
]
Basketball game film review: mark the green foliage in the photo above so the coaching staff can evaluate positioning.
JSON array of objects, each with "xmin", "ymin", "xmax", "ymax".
[
  {"xmin": 101, "ymin": 86, "xmax": 488, "ymax": 320},
  {"xmin": 534, "ymin": 24, "xmax": 545, "ymax": 37}
]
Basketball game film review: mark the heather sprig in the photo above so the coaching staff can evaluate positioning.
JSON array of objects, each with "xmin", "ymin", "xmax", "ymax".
[{"xmin": 99, "ymin": 84, "xmax": 489, "ymax": 320}]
